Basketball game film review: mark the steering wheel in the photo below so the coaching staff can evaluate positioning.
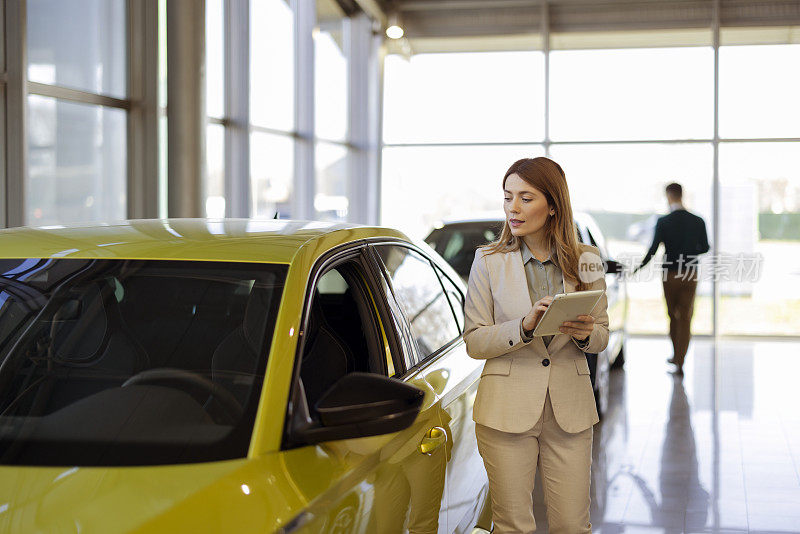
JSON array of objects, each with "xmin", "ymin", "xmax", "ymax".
[{"xmin": 122, "ymin": 368, "xmax": 243, "ymax": 423}]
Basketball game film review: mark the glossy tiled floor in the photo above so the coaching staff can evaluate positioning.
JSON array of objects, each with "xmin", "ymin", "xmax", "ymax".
[{"xmin": 535, "ymin": 336, "xmax": 800, "ymax": 534}]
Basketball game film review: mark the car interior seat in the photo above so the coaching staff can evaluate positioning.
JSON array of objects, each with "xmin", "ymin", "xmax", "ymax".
[
  {"xmin": 299, "ymin": 289, "xmax": 356, "ymax": 411},
  {"xmin": 43, "ymin": 280, "xmax": 150, "ymax": 412},
  {"xmin": 211, "ymin": 286, "xmax": 274, "ymax": 407}
]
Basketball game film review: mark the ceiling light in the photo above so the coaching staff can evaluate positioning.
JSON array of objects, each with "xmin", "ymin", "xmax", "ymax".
[
  {"xmin": 386, "ymin": 13, "xmax": 404, "ymax": 39},
  {"xmin": 386, "ymin": 25, "xmax": 404, "ymax": 39}
]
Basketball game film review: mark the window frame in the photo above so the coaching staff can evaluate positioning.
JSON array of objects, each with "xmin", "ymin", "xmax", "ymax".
[
  {"xmin": 433, "ymin": 263, "xmax": 465, "ymax": 334},
  {"xmin": 367, "ymin": 240, "xmax": 465, "ymax": 376},
  {"xmin": 281, "ymin": 240, "xmax": 405, "ymax": 450},
  {"xmin": 2, "ymin": 0, "xmax": 160, "ymax": 227}
]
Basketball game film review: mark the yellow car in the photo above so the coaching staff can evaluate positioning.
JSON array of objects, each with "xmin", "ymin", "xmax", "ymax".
[{"xmin": 0, "ymin": 219, "xmax": 490, "ymax": 533}]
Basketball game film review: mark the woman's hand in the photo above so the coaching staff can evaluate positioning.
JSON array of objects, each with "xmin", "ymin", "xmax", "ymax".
[
  {"xmin": 522, "ymin": 296, "xmax": 554, "ymax": 332},
  {"xmin": 560, "ymin": 315, "xmax": 595, "ymax": 341}
]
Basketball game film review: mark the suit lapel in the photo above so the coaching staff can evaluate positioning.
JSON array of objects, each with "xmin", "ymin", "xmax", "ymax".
[{"xmin": 507, "ymin": 249, "xmax": 549, "ymax": 356}]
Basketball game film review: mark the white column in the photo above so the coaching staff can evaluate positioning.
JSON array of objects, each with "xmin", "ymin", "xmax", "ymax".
[
  {"xmin": 347, "ymin": 13, "xmax": 381, "ymax": 225},
  {"xmin": 712, "ymin": 0, "xmax": 720, "ymax": 338},
  {"xmin": 293, "ymin": 0, "xmax": 316, "ymax": 220},
  {"xmin": 225, "ymin": 0, "xmax": 251, "ymax": 218},
  {"xmin": 167, "ymin": 0, "xmax": 205, "ymax": 218},
  {"xmin": 542, "ymin": 0, "xmax": 551, "ymax": 158}
]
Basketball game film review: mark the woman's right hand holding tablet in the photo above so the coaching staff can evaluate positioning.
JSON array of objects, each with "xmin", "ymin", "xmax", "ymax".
[{"xmin": 522, "ymin": 295, "xmax": 554, "ymax": 333}]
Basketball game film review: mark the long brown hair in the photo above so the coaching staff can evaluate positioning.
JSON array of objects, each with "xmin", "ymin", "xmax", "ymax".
[{"xmin": 483, "ymin": 157, "xmax": 588, "ymax": 291}]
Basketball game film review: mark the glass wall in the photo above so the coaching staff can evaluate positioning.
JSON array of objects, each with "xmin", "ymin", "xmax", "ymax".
[
  {"xmin": 382, "ymin": 144, "xmax": 545, "ymax": 240},
  {"xmin": 549, "ymin": 46, "xmax": 715, "ymax": 335},
  {"xmin": 250, "ymin": 0, "xmax": 295, "ymax": 219},
  {"xmin": 382, "ymin": 50, "xmax": 545, "ymax": 239},
  {"xmin": 313, "ymin": 0, "xmax": 351, "ymax": 222},
  {"xmin": 251, "ymin": 131, "xmax": 294, "ymax": 218},
  {"xmin": 27, "ymin": 97, "xmax": 127, "ymax": 225},
  {"xmin": 203, "ymin": 0, "xmax": 363, "ymax": 222},
  {"xmin": 250, "ymin": 0, "xmax": 295, "ymax": 132},
  {"xmin": 718, "ymin": 141, "xmax": 800, "ymax": 335},
  {"xmin": 382, "ymin": 36, "xmax": 800, "ymax": 336},
  {"xmin": 383, "ymin": 51, "xmax": 545, "ymax": 144},
  {"xmin": 205, "ymin": 123, "xmax": 226, "ymax": 218},
  {"xmin": 205, "ymin": 0, "xmax": 225, "ymax": 217},
  {"xmin": 549, "ymin": 47, "xmax": 713, "ymax": 141},
  {"xmin": 550, "ymin": 143, "xmax": 714, "ymax": 335},
  {"xmin": 26, "ymin": 0, "xmax": 128, "ymax": 225},
  {"xmin": 27, "ymin": 0, "xmax": 126, "ymax": 98},
  {"xmin": 315, "ymin": 142, "xmax": 349, "ymax": 221},
  {"xmin": 11, "ymin": 0, "xmax": 375, "ymax": 230},
  {"xmin": 315, "ymin": 3, "xmax": 348, "ymax": 143},
  {"xmin": 719, "ymin": 44, "xmax": 800, "ymax": 139},
  {"xmin": 205, "ymin": 0, "xmax": 225, "ymax": 121},
  {"xmin": 717, "ymin": 44, "xmax": 800, "ymax": 336}
]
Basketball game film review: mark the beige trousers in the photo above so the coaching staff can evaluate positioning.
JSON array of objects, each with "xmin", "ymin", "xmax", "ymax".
[{"xmin": 475, "ymin": 392, "xmax": 593, "ymax": 534}]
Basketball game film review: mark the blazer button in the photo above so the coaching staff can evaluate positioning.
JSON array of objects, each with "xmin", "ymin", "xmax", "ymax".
[
  {"xmin": 509, "ymin": 340, "xmax": 513, "ymax": 346},
  {"xmin": 542, "ymin": 358, "xmax": 550, "ymax": 367}
]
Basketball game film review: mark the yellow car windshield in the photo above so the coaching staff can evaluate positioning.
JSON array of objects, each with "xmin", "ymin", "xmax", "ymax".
[{"xmin": 0, "ymin": 258, "xmax": 286, "ymax": 466}]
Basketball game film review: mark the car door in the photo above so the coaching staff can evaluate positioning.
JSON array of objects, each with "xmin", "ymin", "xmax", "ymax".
[
  {"xmin": 429, "ymin": 260, "xmax": 490, "ymax": 533},
  {"xmin": 278, "ymin": 245, "xmax": 448, "ymax": 533},
  {"xmin": 371, "ymin": 242, "xmax": 488, "ymax": 534}
]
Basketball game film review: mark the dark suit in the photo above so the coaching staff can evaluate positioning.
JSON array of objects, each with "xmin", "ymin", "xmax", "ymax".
[{"xmin": 640, "ymin": 208, "xmax": 709, "ymax": 366}]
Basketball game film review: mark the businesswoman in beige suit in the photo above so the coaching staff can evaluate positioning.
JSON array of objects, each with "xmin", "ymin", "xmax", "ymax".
[{"xmin": 464, "ymin": 157, "xmax": 609, "ymax": 534}]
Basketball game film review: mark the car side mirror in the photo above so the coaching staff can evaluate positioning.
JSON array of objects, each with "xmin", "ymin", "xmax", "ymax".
[
  {"xmin": 604, "ymin": 259, "xmax": 623, "ymax": 275},
  {"xmin": 295, "ymin": 372, "xmax": 424, "ymax": 445}
]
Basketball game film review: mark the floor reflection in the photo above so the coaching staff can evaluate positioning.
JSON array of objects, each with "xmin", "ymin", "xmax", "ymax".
[
  {"xmin": 625, "ymin": 375, "xmax": 709, "ymax": 533},
  {"xmin": 533, "ymin": 337, "xmax": 800, "ymax": 533}
]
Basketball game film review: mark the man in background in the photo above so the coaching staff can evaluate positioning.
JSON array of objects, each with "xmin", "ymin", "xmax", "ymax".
[{"xmin": 635, "ymin": 183, "xmax": 710, "ymax": 376}]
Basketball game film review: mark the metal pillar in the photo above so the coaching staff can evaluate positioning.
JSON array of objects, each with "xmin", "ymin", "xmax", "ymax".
[
  {"xmin": 224, "ymin": 0, "xmax": 250, "ymax": 218},
  {"xmin": 167, "ymin": 0, "xmax": 205, "ymax": 218},
  {"xmin": 542, "ymin": 0, "xmax": 550, "ymax": 158},
  {"xmin": 712, "ymin": 0, "xmax": 720, "ymax": 338},
  {"xmin": 367, "ymin": 21, "xmax": 383, "ymax": 226},
  {"xmin": 293, "ymin": 0, "xmax": 316, "ymax": 220},
  {"xmin": 4, "ymin": 0, "xmax": 27, "ymax": 228},
  {"xmin": 347, "ymin": 13, "xmax": 380, "ymax": 225},
  {"xmin": 128, "ymin": 0, "xmax": 160, "ymax": 219},
  {"xmin": 373, "ymin": 26, "xmax": 385, "ymax": 227}
]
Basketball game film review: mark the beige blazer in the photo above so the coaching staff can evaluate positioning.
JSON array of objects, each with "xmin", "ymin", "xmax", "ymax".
[{"xmin": 464, "ymin": 242, "xmax": 609, "ymax": 434}]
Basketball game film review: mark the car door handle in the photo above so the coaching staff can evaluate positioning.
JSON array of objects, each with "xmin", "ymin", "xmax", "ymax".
[{"xmin": 418, "ymin": 426, "xmax": 447, "ymax": 455}]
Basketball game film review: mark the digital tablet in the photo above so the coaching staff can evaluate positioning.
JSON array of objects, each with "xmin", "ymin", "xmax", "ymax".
[{"xmin": 531, "ymin": 289, "xmax": 605, "ymax": 337}]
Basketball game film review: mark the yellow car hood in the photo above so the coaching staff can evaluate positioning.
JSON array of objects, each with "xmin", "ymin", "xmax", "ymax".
[{"xmin": 0, "ymin": 456, "xmax": 302, "ymax": 533}]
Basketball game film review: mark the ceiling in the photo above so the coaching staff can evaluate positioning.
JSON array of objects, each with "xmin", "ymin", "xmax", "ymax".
[{"xmin": 373, "ymin": 0, "xmax": 800, "ymax": 36}]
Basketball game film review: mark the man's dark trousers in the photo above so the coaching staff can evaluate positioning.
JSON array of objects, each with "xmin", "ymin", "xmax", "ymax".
[{"xmin": 662, "ymin": 269, "xmax": 698, "ymax": 366}]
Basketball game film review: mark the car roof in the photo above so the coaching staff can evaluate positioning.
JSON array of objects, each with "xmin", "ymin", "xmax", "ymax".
[{"xmin": 0, "ymin": 219, "xmax": 410, "ymax": 264}]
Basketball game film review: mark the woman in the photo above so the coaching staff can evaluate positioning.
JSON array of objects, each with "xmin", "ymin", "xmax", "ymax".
[{"xmin": 463, "ymin": 157, "xmax": 609, "ymax": 534}]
